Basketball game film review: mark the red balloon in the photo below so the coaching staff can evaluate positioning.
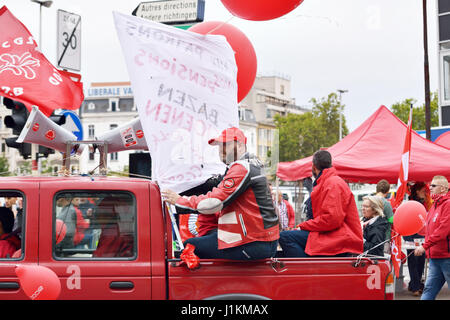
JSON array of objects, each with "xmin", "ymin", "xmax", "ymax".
[
  {"xmin": 55, "ymin": 219, "xmax": 67, "ymax": 244},
  {"xmin": 15, "ymin": 265, "xmax": 61, "ymax": 300},
  {"xmin": 189, "ymin": 21, "xmax": 257, "ymax": 102},
  {"xmin": 393, "ymin": 201, "xmax": 427, "ymax": 236},
  {"xmin": 221, "ymin": 0, "xmax": 304, "ymax": 21}
]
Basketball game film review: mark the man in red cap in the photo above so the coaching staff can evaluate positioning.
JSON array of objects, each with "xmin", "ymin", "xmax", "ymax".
[{"xmin": 162, "ymin": 127, "xmax": 279, "ymax": 260}]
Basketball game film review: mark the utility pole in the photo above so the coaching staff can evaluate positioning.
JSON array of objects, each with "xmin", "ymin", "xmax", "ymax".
[
  {"xmin": 30, "ymin": 0, "xmax": 53, "ymax": 175},
  {"xmin": 337, "ymin": 89, "xmax": 348, "ymax": 140},
  {"xmin": 423, "ymin": 0, "xmax": 431, "ymax": 140}
]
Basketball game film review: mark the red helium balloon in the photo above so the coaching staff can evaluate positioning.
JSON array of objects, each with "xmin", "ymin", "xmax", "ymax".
[
  {"xmin": 393, "ymin": 200, "xmax": 427, "ymax": 236},
  {"xmin": 15, "ymin": 265, "xmax": 61, "ymax": 300},
  {"xmin": 221, "ymin": 0, "xmax": 304, "ymax": 21},
  {"xmin": 55, "ymin": 219, "xmax": 67, "ymax": 244},
  {"xmin": 189, "ymin": 21, "xmax": 257, "ymax": 103}
]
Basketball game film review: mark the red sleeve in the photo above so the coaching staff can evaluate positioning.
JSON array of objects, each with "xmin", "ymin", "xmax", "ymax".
[
  {"xmin": 299, "ymin": 185, "xmax": 346, "ymax": 232},
  {"xmin": 423, "ymin": 201, "xmax": 450, "ymax": 250},
  {"xmin": 175, "ymin": 161, "xmax": 250, "ymax": 212},
  {"xmin": 284, "ymin": 200, "xmax": 296, "ymax": 228}
]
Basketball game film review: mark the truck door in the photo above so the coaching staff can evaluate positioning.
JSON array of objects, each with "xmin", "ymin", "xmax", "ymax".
[
  {"xmin": 38, "ymin": 180, "xmax": 151, "ymax": 300},
  {"xmin": 0, "ymin": 181, "xmax": 39, "ymax": 300}
]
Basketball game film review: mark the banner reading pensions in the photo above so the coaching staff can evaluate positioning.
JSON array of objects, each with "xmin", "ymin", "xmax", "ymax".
[{"xmin": 113, "ymin": 12, "xmax": 239, "ymax": 193}]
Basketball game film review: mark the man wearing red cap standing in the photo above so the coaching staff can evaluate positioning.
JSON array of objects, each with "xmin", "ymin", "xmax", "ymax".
[{"xmin": 162, "ymin": 127, "xmax": 279, "ymax": 260}]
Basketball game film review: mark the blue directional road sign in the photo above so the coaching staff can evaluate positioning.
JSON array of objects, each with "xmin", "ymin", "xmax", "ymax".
[{"xmin": 60, "ymin": 110, "xmax": 83, "ymax": 141}]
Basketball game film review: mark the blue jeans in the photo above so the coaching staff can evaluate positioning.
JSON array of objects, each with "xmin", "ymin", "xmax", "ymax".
[
  {"xmin": 184, "ymin": 229, "xmax": 278, "ymax": 260},
  {"xmin": 406, "ymin": 249, "xmax": 425, "ymax": 292},
  {"xmin": 421, "ymin": 258, "xmax": 450, "ymax": 300},
  {"xmin": 279, "ymin": 230, "xmax": 310, "ymax": 257}
]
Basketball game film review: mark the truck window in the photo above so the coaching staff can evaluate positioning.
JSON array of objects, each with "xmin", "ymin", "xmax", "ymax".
[
  {"xmin": 0, "ymin": 191, "xmax": 24, "ymax": 260},
  {"xmin": 53, "ymin": 192, "xmax": 136, "ymax": 260}
]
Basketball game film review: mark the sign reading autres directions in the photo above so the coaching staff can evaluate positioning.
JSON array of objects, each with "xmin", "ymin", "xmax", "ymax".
[{"xmin": 57, "ymin": 9, "xmax": 81, "ymax": 71}]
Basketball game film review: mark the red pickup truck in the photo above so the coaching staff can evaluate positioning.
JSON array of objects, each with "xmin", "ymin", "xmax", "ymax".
[{"xmin": 0, "ymin": 176, "xmax": 394, "ymax": 300}]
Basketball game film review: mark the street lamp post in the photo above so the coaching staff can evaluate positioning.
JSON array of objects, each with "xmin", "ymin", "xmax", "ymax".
[
  {"xmin": 30, "ymin": 0, "xmax": 53, "ymax": 176},
  {"xmin": 337, "ymin": 89, "xmax": 348, "ymax": 140}
]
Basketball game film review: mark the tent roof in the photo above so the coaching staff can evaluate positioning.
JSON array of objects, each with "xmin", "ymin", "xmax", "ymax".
[{"xmin": 277, "ymin": 105, "xmax": 450, "ymax": 184}]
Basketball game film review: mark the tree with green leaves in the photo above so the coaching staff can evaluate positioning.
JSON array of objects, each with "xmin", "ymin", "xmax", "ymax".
[
  {"xmin": 390, "ymin": 92, "xmax": 439, "ymax": 130},
  {"xmin": 0, "ymin": 156, "xmax": 10, "ymax": 176},
  {"xmin": 274, "ymin": 92, "xmax": 349, "ymax": 162}
]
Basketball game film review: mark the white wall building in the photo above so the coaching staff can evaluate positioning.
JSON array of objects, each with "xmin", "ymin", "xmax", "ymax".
[{"xmin": 79, "ymin": 82, "xmax": 142, "ymax": 175}]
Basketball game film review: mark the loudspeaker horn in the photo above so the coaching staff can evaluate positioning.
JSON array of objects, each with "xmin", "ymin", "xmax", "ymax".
[
  {"xmin": 16, "ymin": 106, "xmax": 85, "ymax": 155},
  {"xmin": 95, "ymin": 117, "xmax": 148, "ymax": 153}
]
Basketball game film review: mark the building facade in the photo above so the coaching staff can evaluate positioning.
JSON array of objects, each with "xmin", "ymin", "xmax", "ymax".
[{"xmin": 1, "ymin": 75, "xmax": 309, "ymax": 176}]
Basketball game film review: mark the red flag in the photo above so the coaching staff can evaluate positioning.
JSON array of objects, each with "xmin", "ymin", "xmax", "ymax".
[
  {"xmin": 0, "ymin": 6, "xmax": 84, "ymax": 117},
  {"xmin": 390, "ymin": 104, "xmax": 413, "ymax": 277}
]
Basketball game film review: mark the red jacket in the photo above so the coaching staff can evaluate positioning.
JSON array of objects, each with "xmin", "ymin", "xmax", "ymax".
[
  {"xmin": 283, "ymin": 199, "xmax": 296, "ymax": 229},
  {"xmin": 423, "ymin": 192, "xmax": 450, "ymax": 259},
  {"xmin": 299, "ymin": 167, "xmax": 363, "ymax": 256},
  {"xmin": 176, "ymin": 158, "xmax": 279, "ymax": 250},
  {"xmin": 0, "ymin": 233, "xmax": 21, "ymax": 258}
]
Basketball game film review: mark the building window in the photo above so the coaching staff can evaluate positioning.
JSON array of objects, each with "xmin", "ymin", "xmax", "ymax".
[
  {"xmin": 280, "ymin": 85, "xmax": 285, "ymax": 95},
  {"xmin": 88, "ymin": 102, "xmax": 95, "ymax": 110},
  {"xmin": 443, "ymin": 54, "xmax": 450, "ymax": 102},
  {"xmin": 108, "ymin": 99, "xmax": 120, "ymax": 112},
  {"xmin": 88, "ymin": 125, "xmax": 95, "ymax": 138},
  {"xmin": 53, "ymin": 192, "xmax": 136, "ymax": 259}
]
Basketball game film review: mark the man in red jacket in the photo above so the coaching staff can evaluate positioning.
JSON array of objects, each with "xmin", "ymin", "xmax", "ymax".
[
  {"xmin": 414, "ymin": 175, "xmax": 450, "ymax": 300},
  {"xmin": 162, "ymin": 127, "xmax": 279, "ymax": 260},
  {"xmin": 279, "ymin": 150, "xmax": 363, "ymax": 257}
]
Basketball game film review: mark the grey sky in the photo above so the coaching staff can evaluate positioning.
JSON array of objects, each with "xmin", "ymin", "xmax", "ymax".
[{"xmin": 1, "ymin": 0, "xmax": 439, "ymax": 131}]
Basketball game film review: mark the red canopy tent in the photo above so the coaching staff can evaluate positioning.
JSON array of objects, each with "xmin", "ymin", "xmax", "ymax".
[
  {"xmin": 435, "ymin": 131, "xmax": 450, "ymax": 150},
  {"xmin": 277, "ymin": 105, "xmax": 450, "ymax": 184}
]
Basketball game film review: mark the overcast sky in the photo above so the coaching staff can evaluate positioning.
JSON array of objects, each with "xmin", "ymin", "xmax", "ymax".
[{"xmin": 0, "ymin": 0, "xmax": 440, "ymax": 131}]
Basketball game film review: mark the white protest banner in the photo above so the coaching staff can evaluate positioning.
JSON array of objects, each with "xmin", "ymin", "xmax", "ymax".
[{"xmin": 113, "ymin": 12, "xmax": 239, "ymax": 193}]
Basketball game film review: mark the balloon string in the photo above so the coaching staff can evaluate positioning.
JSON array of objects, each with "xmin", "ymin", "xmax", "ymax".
[{"xmin": 206, "ymin": 15, "xmax": 235, "ymax": 34}]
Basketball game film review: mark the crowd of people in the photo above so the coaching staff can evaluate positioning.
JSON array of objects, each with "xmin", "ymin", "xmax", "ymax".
[{"xmin": 162, "ymin": 127, "xmax": 449, "ymax": 300}]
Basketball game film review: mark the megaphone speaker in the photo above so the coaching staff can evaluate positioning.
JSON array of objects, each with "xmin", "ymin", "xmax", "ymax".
[
  {"xmin": 96, "ymin": 117, "xmax": 148, "ymax": 153},
  {"xmin": 16, "ymin": 106, "xmax": 85, "ymax": 155}
]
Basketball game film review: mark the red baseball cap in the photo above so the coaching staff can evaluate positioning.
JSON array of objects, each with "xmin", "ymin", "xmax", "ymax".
[{"xmin": 208, "ymin": 127, "xmax": 247, "ymax": 145}]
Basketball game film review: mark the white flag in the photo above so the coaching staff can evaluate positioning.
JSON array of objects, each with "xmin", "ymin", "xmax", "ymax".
[{"xmin": 113, "ymin": 12, "xmax": 239, "ymax": 193}]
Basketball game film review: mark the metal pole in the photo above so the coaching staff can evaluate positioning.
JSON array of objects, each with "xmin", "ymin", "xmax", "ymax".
[
  {"xmin": 423, "ymin": 0, "xmax": 432, "ymax": 140},
  {"xmin": 31, "ymin": 4, "xmax": 43, "ymax": 176},
  {"xmin": 337, "ymin": 89, "xmax": 348, "ymax": 140}
]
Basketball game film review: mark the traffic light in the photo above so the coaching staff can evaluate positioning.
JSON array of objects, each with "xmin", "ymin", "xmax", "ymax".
[
  {"xmin": 3, "ymin": 98, "xmax": 31, "ymax": 159},
  {"xmin": 4, "ymin": 98, "xmax": 29, "ymax": 135},
  {"xmin": 49, "ymin": 113, "xmax": 66, "ymax": 126},
  {"xmin": 3, "ymin": 98, "xmax": 66, "ymax": 159},
  {"xmin": 4, "ymin": 137, "xmax": 31, "ymax": 159},
  {"xmin": 38, "ymin": 112, "xmax": 66, "ymax": 158}
]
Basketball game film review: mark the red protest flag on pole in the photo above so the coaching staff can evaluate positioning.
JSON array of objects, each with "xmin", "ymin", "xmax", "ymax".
[
  {"xmin": 0, "ymin": 6, "xmax": 84, "ymax": 117},
  {"xmin": 390, "ymin": 104, "xmax": 413, "ymax": 277}
]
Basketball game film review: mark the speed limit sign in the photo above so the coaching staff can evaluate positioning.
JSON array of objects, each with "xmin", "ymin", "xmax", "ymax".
[{"xmin": 57, "ymin": 9, "xmax": 81, "ymax": 71}]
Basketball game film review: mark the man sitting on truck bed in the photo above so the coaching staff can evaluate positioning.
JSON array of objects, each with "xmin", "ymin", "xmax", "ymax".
[
  {"xmin": 279, "ymin": 150, "xmax": 364, "ymax": 257},
  {"xmin": 162, "ymin": 127, "xmax": 279, "ymax": 260}
]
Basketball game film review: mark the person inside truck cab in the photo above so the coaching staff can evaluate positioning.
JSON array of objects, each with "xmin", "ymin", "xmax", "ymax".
[
  {"xmin": 92, "ymin": 196, "xmax": 134, "ymax": 258},
  {"xmin": 0, "ymin": 207, "xmax": 21, "ymax": 258},
  {"xmin": 279, "ymin": 150, "xmax": 364, "ymax": 257},
  {"xmin": 162, "ymin": 127, "xmax": 279, "ymax": 260}
]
